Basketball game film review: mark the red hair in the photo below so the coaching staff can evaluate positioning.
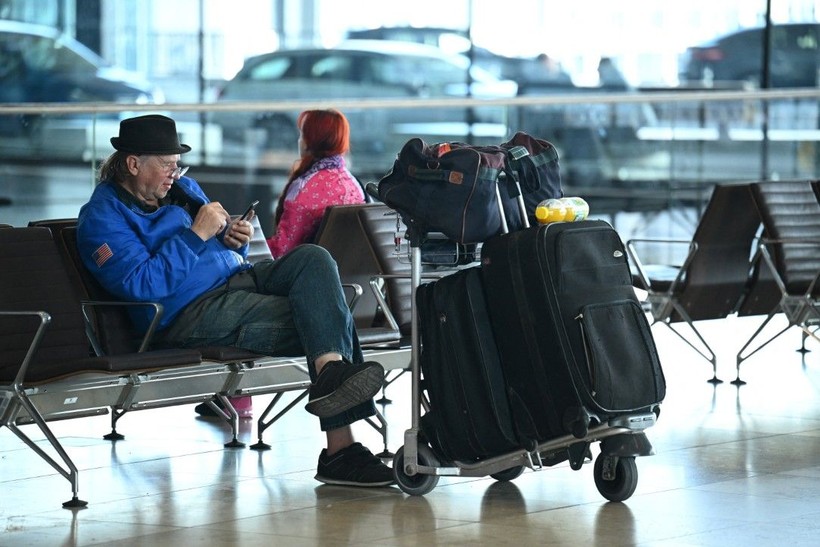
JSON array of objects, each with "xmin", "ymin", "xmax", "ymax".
[{"xmin": 274, "ymin": 109, "xmax": 350, "ymax": 225}]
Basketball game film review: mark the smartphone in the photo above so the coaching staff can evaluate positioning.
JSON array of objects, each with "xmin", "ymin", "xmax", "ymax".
[
  {"xmin": 220, "ymin": 200, "xmax": 258, "ymax": 237},
  {"xmin": 238, "ymin": 200, "xmax": 259, "ymax": 222}
]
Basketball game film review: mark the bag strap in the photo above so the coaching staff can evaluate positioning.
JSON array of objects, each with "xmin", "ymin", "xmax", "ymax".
[
  {"xmin": 503, "ymin": 145, "xmax": 539, "ymax": 193},
  {"xmin": 407, "ymin": 164, "xmax": 465, "ymax": 184}
]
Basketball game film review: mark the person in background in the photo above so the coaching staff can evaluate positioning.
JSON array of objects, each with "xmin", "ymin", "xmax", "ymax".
[
  {"xmin": 597, "ymin": 56, "xmax": 628, "ymax": 89},
  {"xmin": 266, "ymin": 108, "xmax": 365, "ymax": 258},
  {"xmin": 533, "ymin": 53, "xmax": 573, "ymax": 86},
  {"xmin": 77, "ymin": 114, "xmax": 394, "ymax": 487},
  {"xmin": 202, "ymin": 108, "xmax": 365, "ymax": 417}
]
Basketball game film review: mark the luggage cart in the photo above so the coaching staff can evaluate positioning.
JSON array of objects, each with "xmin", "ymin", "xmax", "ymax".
[{"xmin": 388, "ymin": 187, "xmax": 660, "ymax": 502}]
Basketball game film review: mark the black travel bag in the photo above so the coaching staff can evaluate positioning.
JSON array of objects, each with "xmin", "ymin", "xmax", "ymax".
[
  {"xmin": 377, "ymin": 138, "xmax": 525, "ymax": 244},
  {"xmin": 480, "ymin": 220, "xmax": 666, "ymax": 445},
  {"xmin": 416, "ymin": 266, "xmax": 519, "ymax": 462},
  {"xmin": 500, "ymin": 131, "xmax": 562, "ymax": 221},
  {"xmin": 376, "ymin": 133, "xmax": 562, "ymax": 244}
]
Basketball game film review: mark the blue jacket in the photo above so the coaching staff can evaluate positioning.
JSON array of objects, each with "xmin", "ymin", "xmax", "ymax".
[{"xmin": 76, "ymin": 176, "xmax": 250, "ymax": 334}]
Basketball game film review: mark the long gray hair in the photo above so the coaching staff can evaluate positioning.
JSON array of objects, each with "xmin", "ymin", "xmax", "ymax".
[{"xmin": 98, "ymin": 151, "xmax": 133, "ymax": 183}]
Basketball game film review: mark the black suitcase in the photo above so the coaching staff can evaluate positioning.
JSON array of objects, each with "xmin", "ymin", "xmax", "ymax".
[
  {"xmin": 416, "ymin": 266, "xmax": 519, "ymax": 462},
  {"xmin": 480, "ymin": 220, "xmax": 665, "ymax": 444}
]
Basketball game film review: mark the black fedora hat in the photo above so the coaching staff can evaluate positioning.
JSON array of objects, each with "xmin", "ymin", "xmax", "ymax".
[{"xmin": 110, "ymin": 114, "xmax": 191, "ymax": 154}]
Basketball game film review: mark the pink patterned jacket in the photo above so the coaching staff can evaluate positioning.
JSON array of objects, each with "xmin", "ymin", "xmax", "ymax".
[{"xmin": 266, "ymin": 155, "xmax": 364, "ymax": 258}]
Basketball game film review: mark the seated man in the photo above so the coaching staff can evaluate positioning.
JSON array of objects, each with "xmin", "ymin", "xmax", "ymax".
[{"xmin": 76, "ymin": 114, "xmax": 392, "ymax": 487}]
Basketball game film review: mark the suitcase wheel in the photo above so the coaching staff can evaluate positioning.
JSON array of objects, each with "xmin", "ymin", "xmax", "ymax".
[
  {"xmin": 490, "ymin": 465, "xmax": 525, "ymax": 482},
  {"xmin": 393, "ymin": 444, "xmax": 440, "ymax": 496},
  {"xmin": 593, "ymin": 453, "xmax": 638, "ymax": 502}
]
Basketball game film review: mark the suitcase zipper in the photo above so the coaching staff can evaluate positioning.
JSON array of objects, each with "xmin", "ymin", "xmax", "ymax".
[{"xmin": 576, "ymin": 313, "xmax": 597, "ymax": 397}]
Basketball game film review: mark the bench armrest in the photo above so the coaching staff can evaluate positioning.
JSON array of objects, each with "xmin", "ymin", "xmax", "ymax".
[
  {"xmin": 626, "ymin": 238, "xmax": 697, "ymax": 293},
  {"xmin": 80, "ymin": 300, "xmax": 164, "ymax": 354},
  {"xmin": 0, "ymin": 310, "xmax": 51, "ymax": 387}
]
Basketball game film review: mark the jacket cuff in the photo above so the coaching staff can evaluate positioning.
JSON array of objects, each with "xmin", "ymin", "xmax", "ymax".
[{"xmin": 181, "ymin": 229, "xmax": 208, "ymax": 254}]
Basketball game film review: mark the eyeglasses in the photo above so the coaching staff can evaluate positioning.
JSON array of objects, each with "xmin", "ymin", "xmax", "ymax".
[
  {"xmin": 153, "ymin": 158, "xmax": 189, "ymax": 179},
  {"xmin": 171, "ymin": 165, "xmax": 190, "ymax": 178}
]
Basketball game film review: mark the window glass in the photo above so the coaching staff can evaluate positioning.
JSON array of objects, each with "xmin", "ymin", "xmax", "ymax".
[
  {"xmin": 19, "ymin": 35, "xmax": 58, "ymax": 70},
  {"xmin": 0, "ymin": 33, "xmax": 25, "ymax": 79},
  {"xmin": 248, "ymin": 57, "xmax": 293, "ymax": 81},
  {"xmin": 52, "ymin": 43, "xmax": 97, "ymax": 73},
  {"xmin": 794, "ymin": 24, "xmax": 818, "ymax": 50},
  {"xmin": 309, "ymin": 54, "xmax": 354, "ymax": 81},
  {"xmin": 370, "ymin": 55, "xmax": 415, "ymax": 86},
  {"xmin": 14, "ymin": 34, "xmax": 94, "ymax": 74},
  {"xmin": 771, "ymin": 26, "xmax": 791, "ymax": 49},
  {"xmin": 422, "ymin": 58, "xmax": 467, "ymax": 87}
]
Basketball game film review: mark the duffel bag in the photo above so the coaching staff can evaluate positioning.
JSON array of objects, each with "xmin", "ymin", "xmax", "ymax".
[
  {"xmin": 501, "ymin": 131, "xmax": 563, "ymax": 216},
  {"xmin": 377, "ymin": 138, "xmax": 524, "ymax": 244}
]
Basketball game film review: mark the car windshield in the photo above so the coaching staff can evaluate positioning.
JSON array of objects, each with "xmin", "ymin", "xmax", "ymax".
[{"xmin": 2, "ymin": 33, "xmax": 97, "ymax": 74}]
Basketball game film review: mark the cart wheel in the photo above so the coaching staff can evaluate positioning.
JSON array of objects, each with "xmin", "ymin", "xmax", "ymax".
[
  {"xmin": 593, "ymin": 453, "xmax": 638, "ymax": 502},
  {"xmin": 490, "ymin": 465, "xmax": 525, "ymax": 482},
  {"xmin": 393, "ymin": 444, "xmax": 440, "ymax": 496}
]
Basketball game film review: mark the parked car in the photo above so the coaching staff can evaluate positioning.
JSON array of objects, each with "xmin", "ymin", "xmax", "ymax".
[
  {"xmin": 0, "ymin": 21, "xmax": 164, "ymax": 159},
  {"xmin": 679, "ymin": 23, "xmax": 820, "ymax": 88},
  {"xmin": 344, "ymin": 27, "xmax": 665, "ymax": 187},
  {"xmin": 346, "ymin": 26, "xmax": 576, "ymax": 91},
  {"xmin": 210, "ymin": 40, "xmax": 518, "ymax": 175}
]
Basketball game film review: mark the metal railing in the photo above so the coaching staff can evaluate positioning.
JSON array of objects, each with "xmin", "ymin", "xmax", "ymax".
[{"xmin": 1, "ymin": 87, "xmax": 818, "ymax": 238}]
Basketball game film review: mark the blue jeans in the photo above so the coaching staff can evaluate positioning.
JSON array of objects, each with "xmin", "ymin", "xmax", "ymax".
[{"xmin": 157, "ymin": 244, "xmax": 375, "ymax": 431}]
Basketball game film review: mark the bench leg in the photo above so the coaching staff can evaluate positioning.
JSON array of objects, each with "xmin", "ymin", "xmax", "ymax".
[
  {"xmin": 364, "ymin": 408, "xmax": 393, "ymax": 459},
  {"xmin": 734, "ymin": 312, "xmax": 790, "ymax": 385},
  {"xmin": 250, "ymin": 390, "xmax": 309, "ymax": 451},
  {"xmin": 376, "ymin": 369, "xmax": 407, "ymax": 405},
  {"xmin": 6, "ymin": 394, "xmax": 88, "ymax": 508},
  {"xmin": 213, "ymin": 394, "xmax": 246, "ymax": 448},
  {"xmin": 103, "ymin": 407, "xmax": 126, "ymax": 441},
  {"xmin": 658, "ymin": 317, "xmax": 720, "ymax": 384}
]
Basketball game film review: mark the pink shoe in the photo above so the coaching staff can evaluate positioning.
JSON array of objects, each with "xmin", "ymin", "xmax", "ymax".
[{"xmin": 229, "ymin": 395, "xmax": 253, "ymax": 418}]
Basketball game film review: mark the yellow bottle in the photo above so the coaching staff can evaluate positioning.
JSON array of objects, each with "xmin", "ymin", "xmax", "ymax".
[
  {"xmin": 561, "ymin": 197, "xmax": 589, "ymax": 222},
  {"xmin": 534, "ymin": 199, "xmax": 567, "ymax": 224}
]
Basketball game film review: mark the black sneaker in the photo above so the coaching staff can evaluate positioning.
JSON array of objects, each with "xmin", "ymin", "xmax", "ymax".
[
  {"xmin": 315, "ymin": 442, "xmax": 395, "ymax": 487},
  {"xmin": 194, "ymin": 397, "xmax": 225, "ymax": 418},
  {"xmin": 305, "ymin": 360, "xmax": 384, "ymax": 418}
]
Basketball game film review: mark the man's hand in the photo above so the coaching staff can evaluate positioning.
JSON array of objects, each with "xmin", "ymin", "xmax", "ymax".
[
  {"xmin": 223, "ymin": 213, "xmax": 255, "ymax": 249},
  {"xmin": 191, "ymin": 201, "xmax": 231, "ymax": 240}
]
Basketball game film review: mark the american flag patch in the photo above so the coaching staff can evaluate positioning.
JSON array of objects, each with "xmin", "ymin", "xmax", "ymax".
[{"xmin": 92, "ymin": 243, "xmax": 113, "ymax": 267}]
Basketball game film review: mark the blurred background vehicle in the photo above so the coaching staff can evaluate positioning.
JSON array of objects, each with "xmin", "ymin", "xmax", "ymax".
[
  {"xmin": 346, "ymin": 25, "xmax": 576, "ymax": 91},
  {"xmin": 209, "ymin": 39, "xmax": 517, "ymax": 175},
  {"xmin": 345, "ymin": 26, "xmax": 665, "ymax": 186},
  {"xmin": 679, "ymin": 23, "xmax": 820, "ymax": 88},
  {"xmin": 0, "ymin": 20, "xmax": 164, "ymax": 160}
]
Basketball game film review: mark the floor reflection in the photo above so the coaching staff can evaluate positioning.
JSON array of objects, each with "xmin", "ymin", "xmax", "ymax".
[{"xmin": 2, "ymin": 311, "xmax": 820, "ymax": 545}]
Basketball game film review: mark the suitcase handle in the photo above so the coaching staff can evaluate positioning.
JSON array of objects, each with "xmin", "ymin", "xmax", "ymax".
[{"xmin": 494, "ymin": 178, "xmax": 530, "ymax": 234}]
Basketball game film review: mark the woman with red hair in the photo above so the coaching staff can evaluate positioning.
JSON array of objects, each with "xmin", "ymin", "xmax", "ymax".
[
  {"xmin": 266, "ymin": 109, "xmax": 365, "ymax": 258},
  {"xmin": 200, "ymin": 109, "xmax": 365, "ymax": 419}
]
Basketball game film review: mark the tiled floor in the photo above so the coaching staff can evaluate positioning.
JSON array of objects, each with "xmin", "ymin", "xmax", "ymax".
[{"xmin": 3, "ymin": 313, "xmax": 820, "ymax": 546}]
